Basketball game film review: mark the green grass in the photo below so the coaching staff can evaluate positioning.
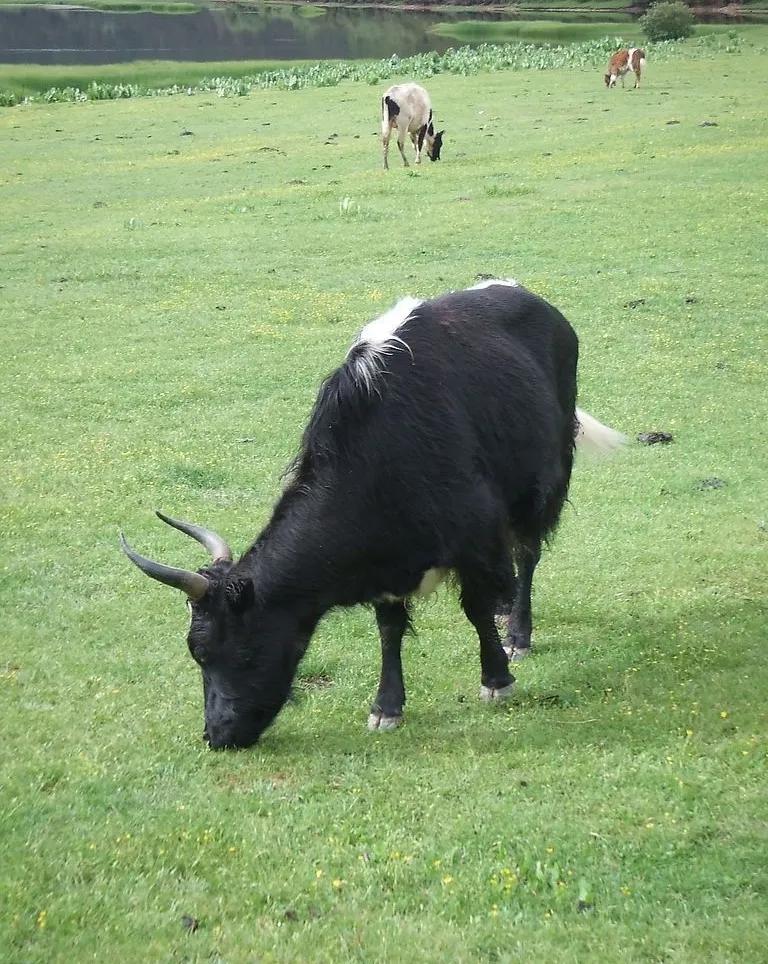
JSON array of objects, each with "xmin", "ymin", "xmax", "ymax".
[
  {"xmin": 0, "ymin": 0, "xmax": 200, "ymax": 6},
  {"xmin": 0, "ymin": 0, "xmax": 200, "ymax": 8},
  {"xmin": 431, "ymin": 18, "xmax": 768, "ymax": 45},
  {"xmin": 0, "ymin": 58, "xmax": 328, "ymax": 100},
  {"xmin": 296, "ymin": 2, "xmax": 328, "ymax": 16},
  {"xmin": 431, "ymin": 18, "xmax": 644, "ymax": 44},
  {"xmin": 2, "ymin": 40, "xmax": 767, "ymax": 962}
]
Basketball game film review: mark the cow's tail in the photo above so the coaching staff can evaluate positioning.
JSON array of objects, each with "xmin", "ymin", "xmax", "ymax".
[
  {"xmin": 575, "ymin": 407, "xmax": 626, "ymax": 455},
  {"xmin": 382, "ymin": 95, "xmax": 400, "ymax": 125}
]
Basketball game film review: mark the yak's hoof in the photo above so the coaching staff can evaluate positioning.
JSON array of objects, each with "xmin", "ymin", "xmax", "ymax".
[
  {"xmin": 368, "ymin": 711, "xmax": 403, "ymax": 732},
  {"xmin": 479, "ymin": 682, "xmax": 515, "ymax": 702},
  {"xmin": 503, "ymin": 633, "xmax": 533, "ymax": 660}
]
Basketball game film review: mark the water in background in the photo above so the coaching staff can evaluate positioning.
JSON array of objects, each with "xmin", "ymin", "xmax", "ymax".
[{"xmin": 0, "ymin": 3, "xmax": 757, "ymax": 66}]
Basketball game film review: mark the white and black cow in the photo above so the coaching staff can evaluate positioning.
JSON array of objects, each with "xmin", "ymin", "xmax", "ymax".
[
  {"xmin": 381, "ymin": 82, "xmax": 444, "ymax": 170},
  {"xmin": 605, "ymin": 48, "xmax": 646, "ymax": 89},
  {"xmin": 122, "ymin": 280, "xmax": 624, "ymax": 749}
]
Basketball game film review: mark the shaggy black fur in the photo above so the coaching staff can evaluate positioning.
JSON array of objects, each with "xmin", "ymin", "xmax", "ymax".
[{"xmin": 178, "ymin": 284, "xmax": 578, "ymax": 748}]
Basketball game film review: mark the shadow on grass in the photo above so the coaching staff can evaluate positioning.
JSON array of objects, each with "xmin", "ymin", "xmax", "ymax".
[{"xmin": 251, "ymin": 594, "xmax": 765, "ymax": 763}]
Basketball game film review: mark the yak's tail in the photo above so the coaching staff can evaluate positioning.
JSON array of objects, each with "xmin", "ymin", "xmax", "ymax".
[{"xmin": 575, "ymin": 407, "xmax": 627, "ymax": 455}]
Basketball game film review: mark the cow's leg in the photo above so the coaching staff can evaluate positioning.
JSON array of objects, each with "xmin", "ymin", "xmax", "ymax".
[
  {"xmin": 634, "ymin": 69, "xmax": 641, "ymax": 89},
  {"xmin": 410, "ymin": 132, "xmax": 421, "ymax": 165},
  {"xmin": 415, "ymin": 123, "xmax": 427, "ymax": 165},
  {"xmin": 501, "ymin": 540, "xmax": 541, "ymax": 661},
  {"xmin": 382, "ymin": 126, "xmax": 391, "ymax": 171},
  {"xmin": 397, "ymin": 135, "xmax": 409, "ymax": 167},
  {"xmin": 392, "ymin": 116, "xmax": 407, "ymax": 168},
  {"xmin": 460, "ymin": 569, "xmax": 515, "ymax": 701},
  {"xmin": 368, "ymin": 599, "xmax": 409, "ymax": 730}
]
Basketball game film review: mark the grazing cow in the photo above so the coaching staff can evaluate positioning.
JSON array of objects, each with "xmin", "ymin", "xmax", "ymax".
[
  {"xmin": 381, "ymin": 82, "xmax": 444, "ymax": 170},
  {"xmin": 604, "ymin": 48, "xmax": 646, "ymax": 89},
  {"xmin": 122, "ymin": 280, "xmax": 624, "ymax": 749}
]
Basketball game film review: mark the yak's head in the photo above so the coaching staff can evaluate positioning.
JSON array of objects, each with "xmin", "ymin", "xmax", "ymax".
[
  {"xmin": 426, "ymin": 126, "xmax": 445, "ymax": 162},
  {"xmin": 121, "ymin": 512, "xmax": 311, "ymax": 749}
]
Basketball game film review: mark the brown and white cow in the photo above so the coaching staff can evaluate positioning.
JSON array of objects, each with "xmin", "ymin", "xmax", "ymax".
[{"xmin": 604, "ymin": 48, "xmax": 646, "ymax": 89}]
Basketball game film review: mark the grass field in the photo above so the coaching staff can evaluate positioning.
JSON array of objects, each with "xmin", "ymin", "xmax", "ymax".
[
  {"xmin": 2, "ymin": 39, "xmax": 767, "ymax": 963},
  {"xmin": 0, "ymin": 59, "xmax": 329, "ymax": 101},
  {"xmin": 430, "ymin": 18, "xmax": 644, "ymax": 44},
  {"xmin": 430, "ymin": 19, "xmax": 768, "ymax": 44},
  {"xmin": 0, "ymin": 0, "xmax": 201, "ymax": 8}
]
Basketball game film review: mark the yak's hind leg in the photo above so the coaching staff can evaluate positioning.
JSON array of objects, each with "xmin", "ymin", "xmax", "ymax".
[
  {"xmin": 368, "ymin": 599, "xmax": 409, "ymax": 730},
  {"xmin": 494, "ymin": 561, "xmax": 517, "ymax": 627},
  {"xmin": 460, "ymin": 564, "xmax": 515, "ymax": 702},
  {"xmin": 501, "ymin": 459, "xmax": 570, "ymax": 660},
  {"xmin": 501, "ymin": 541, "xmax": 541, "ymax": 661}
]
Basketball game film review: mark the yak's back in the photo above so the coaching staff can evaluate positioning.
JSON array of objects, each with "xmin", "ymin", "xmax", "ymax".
[{"xmin": 293, "ymin": 284, "xmax": 578, "ymax": 508}]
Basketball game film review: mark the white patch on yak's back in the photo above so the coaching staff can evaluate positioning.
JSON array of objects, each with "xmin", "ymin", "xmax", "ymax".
[
  {"xmin": 356, "ymin": 296, "xmax": 422, "ymax": 349},
  {"xmin": 467, "ymin": 278, "xmax": 520, "ymax": 291},
  {"xmin": 348, "ymin": 296, "xmax": 422, "ymax": 392}
]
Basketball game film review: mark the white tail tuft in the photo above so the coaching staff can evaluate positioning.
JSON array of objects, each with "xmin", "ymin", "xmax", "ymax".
[{"xmin": 575, "ymin": 407, "xmax": 626, "ymax": 455}]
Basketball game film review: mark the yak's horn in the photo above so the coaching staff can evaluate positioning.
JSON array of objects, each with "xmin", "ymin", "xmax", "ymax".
[
  {"xmin": 155, "ymin": 511, "xmax": 233, "ymax": 562},
  {"xmin": 120, "ymin": 533, "xmax": 210, "ymax": 600}
]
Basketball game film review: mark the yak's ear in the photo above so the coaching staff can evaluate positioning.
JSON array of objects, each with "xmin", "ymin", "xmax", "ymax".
[{"xmin": 225, "ymin": 578, "xmax": 255, "ymax": 612}]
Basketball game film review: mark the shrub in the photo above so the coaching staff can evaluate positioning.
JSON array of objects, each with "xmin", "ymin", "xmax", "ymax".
[{"xmin": 641, "ymin": 2, "xmax": 695, "ymax": 42}]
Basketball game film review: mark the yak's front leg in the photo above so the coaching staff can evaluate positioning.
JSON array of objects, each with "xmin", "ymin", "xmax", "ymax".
[
  {"xmin": 460, "ymin": 573, "xmax": 515, "ymax": 701},
  {"xmin": 368, "ymin": 599, "xmax": 409, "ymax": 730}
]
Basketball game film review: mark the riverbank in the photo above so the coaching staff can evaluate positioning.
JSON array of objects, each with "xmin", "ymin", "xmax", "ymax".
[
  {"xmin": 227, "ymin": 0, "xmax": 768, "ymax": 13},
  {"xmin": 431, "ymin": 15, "xmax": 768, "ymax": 40},
  {"xmin": 0, "ymin": 58, "xmax": 322, "ymax": 100},
  {"xmin": 2, "ymin": 0, "xmax": 768, "ymax": 12},
  {"xmin": 0, "ymin": 31, "xmax": 756, "ymax": 104}
]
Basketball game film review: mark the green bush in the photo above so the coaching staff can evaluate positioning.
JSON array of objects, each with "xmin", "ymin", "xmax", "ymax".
[{"xmin": 641, "ymin": 2, "xmax": 695, "ymax": 42}]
